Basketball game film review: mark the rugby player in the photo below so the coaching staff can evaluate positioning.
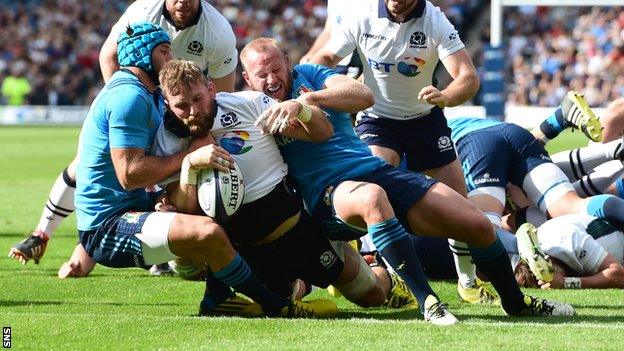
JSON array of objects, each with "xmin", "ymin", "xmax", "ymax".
[
  {"xmin": 154, "ymin": 58, "xmax": 410, "ymax": 311},
  {"xmin": 241, "ymin": 38, "xmax": 575, "ymax": 323},
  {"xmin": 310, "ymin": 0, "xmax": 494, "ymax": 304},
  {"xmin": 9, "ymin": 0, "xmax": 238, "ymax": 272}
]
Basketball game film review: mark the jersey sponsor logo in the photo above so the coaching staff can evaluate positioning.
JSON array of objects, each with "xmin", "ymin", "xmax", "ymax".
[
  {"xmin": 220, "ymin": 131, "xmax": 252, "ymax": 155},
  {"xmin": 362, "ymin": 33, "xmax": 387, "ymax": 41},
  {"xmin": 320, "ymin": 249, "xmax": 337, "ymax": 269},
  {"xmin": 437, "ymin": 136, "xmax": 453, "ymax": 152},
  {"xmin": 367, "ymin": 57, "xmax": 426, "ymax": 77},
  {"xmin": 274, "ymin": 135, "xmax": 296, "ymax": 147},
  {"xmin": 409, "ymin": 31, "xmax": 427, "ymax": 48},
  {"xmin": 219, "ymin": 111, "xmax": 240, "ymax": 127},
  {"xmin": 187, "ymin": 40, "xmax": 204, "ymax": 55},
  {"xmin": 359, "ymin": 132, "xmax": 378, "ymax": 139},
  {"xmin": 474, "ymin": 172, "xmax": 501, "ymax": 185}
]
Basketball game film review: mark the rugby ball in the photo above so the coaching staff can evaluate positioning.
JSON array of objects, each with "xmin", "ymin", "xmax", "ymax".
[{"xmin": 197, "ymin": 163, "xmax": 244, "ymax": 222}]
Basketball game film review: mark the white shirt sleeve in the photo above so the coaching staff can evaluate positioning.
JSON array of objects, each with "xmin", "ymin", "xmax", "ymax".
[
  {"xmin": 431, "ymin": 5, "xmax": 465, "ymax": 60},
  {"xmin": 324, "ymin": 15, "xmax": 359, "ymax": 61},
  {"xmin": 205, "ymin": 13, "xmax": 238, "ymax": 79},
  {"xmin": 109, "ymin": 0, "xmax": 151, "ymax": 40}
]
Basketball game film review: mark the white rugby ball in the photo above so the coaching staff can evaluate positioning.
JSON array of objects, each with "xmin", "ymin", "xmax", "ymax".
[{"xmin": 197, "ymin": 163, "xmax": 244, "ymax": 222}]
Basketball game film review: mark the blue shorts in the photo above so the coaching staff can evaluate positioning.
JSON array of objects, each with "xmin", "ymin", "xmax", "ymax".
[
  {"xmin": 355, "ymin": 107, "xmax": 456, "ymax": 172},
  {"xmin": 456, "ymin": 123, "xmax": 551, "ymax": 192},
  {"xmin": 312, "ymin": 164, "xmax": 437, "ymax": 241}
]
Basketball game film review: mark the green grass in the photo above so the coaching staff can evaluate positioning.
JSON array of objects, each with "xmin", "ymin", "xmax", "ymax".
[{"xmin": 1, "ymin": 127, "xmax": 622, "ymax": 350}]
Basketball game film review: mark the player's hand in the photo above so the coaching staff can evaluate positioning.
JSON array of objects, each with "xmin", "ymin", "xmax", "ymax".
[
  {"xmin": 418, "ymin": 85, "xmax": 448, "ymax": 108},
  {"xmin": 187, "ymin": 144, "xmax": 234, "ymax": 173},
  {"xmin": 255, "ymin": 100, "xmax": 301, "ymax": 134},
  {"xmin": 154, "ymin": 193, "xmax": 177, "ymax": 212},
  {"xmin": 538, "ymin": 271, "xmax": 565, "ymax": 289}
]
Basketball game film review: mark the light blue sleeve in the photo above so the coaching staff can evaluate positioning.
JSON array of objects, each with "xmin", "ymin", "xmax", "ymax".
[
  {"xmin": 108, "ymin": 89, "xmax": 151, "ymax": 149},
  {"xmin": 294, "ymin": 64, "xmax": 337, "ymax": 90}
]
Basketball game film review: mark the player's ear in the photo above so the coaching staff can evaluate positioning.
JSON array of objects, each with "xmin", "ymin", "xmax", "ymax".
[
  {"xmin": 206, "ymin": 81, "xmax": 216, "ymax": 97},
  {"xmin": 241, "ymin": 70, "xmax": 252, "ymax": 87}
]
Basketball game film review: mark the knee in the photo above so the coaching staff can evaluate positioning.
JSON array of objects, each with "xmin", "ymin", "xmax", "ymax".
[
  {"xmin": 192, "ymin": 219, "xmax": 230, "ymax": 250},
  {"xmin": 464, "ymin": 211, "xmax": 496, "ymax": 246},
  {"xmin": 360, "ymin": 185, "xmax": 393, "ymax": 222},
  {"xmin": 354, "ymin": 285, "xmax": 387, "ymax": 307}
]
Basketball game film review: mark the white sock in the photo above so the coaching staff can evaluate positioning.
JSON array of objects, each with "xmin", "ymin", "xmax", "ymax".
[
  {"xmin": 551, "ymin": 140, "xmax": 621, "ymax": 181},
  {"xmin": 573, "ymin": 160, "xmax": 624, "ymax": 197},
  {"xmin": 36, "ymin": 170, "xmax": 75, "ymax": 236},
  {"xmin": 448, "ymin": 239, "xmax": 476, "ymax": 288}
]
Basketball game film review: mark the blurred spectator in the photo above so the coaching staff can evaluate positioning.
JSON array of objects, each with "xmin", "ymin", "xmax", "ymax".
[
  {"xmin": 0, "ymin": 0, "xmax": 485, "ymax": 105},
  {"xmin": 1, "ymin": 63, "xmax": 31, "ymax": 105},
  {"xmin": 478, "ymin": 5, "xmax": 624, "ymax": 107}
]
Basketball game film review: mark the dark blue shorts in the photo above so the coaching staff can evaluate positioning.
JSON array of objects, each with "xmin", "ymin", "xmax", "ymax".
[
  {"xmin": 236, "ymin": 212, "xmax": 344, "ymax": 297},
  {"xmin": 79, "ymin": 211, "xmax": 151, "ymax": 269},
  {"xmin": 312, "ymin": 164, "xmax": 437, "ymax": 241},
  {"xmin": 355, "ymin": 107, "xmax": 456, "ymax": 172},
  {"xmin": 456, "ymin": 123, "xmax": 551, "ymax": 192}
]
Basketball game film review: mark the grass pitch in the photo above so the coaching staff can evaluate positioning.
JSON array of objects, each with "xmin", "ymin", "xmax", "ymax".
[{"xmin": 1, "ymin": 127, "xmax": 623, "ymax": 350}]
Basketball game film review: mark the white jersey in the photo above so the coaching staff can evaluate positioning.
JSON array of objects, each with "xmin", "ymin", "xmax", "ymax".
[
  {"xmin": 327, "ymin": 0, "xmax": 363, "ymax": 67},
  {"xmin": 327, "ymin": 0, "xmax": 464, "ymax": 120},
  {"xmin": 151, "ymin": 91, "xmax": 288, "ymax": 204},
  {"xmin": 111, "ymin": 0, "xmax": 237, "ymax": 78},
  {"xmin": 537, "ymin": 214, "xmax": 623, "ymax": 274}
]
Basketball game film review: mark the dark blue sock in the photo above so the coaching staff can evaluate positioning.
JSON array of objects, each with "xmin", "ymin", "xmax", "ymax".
[
  {"xmin": 586, "ymin": 194, "xmax": 624, "ymax": 226},
  {"xmin": 369, "ymin": 218, "xmax": 436, "ymax": 310},
  {"xmin": 213, "ymin": 254, "xmax": 287, "ymax": 315},
  {"xmin": 201, "ymin": 269, "xmax": 233, "ymax": 309},
  {"xmin": 539, "ymin": 107, "xmax": 567, "ymax": 140},
  {"xmin": 469, "ymin": 236, "xmax": 526, "ymax": 314}
]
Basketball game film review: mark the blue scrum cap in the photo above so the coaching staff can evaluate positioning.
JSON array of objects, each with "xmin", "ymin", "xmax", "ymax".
[{"xmin": 117, "ymin": 21, "xmax": 171, "ymax": 75}]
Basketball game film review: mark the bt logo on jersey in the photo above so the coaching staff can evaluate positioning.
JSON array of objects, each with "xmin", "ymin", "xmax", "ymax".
[{"xmin": 367, "ymin": 57, "xmax": 426, "ymax": 77}]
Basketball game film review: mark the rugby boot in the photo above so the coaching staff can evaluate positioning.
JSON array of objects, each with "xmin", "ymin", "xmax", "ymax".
[
  {"xmin": 8, "ymin": 230, "xmax": 49, "ymax": 264},
  {"xmin": 516, "ymin": 223, "xmax": 555, "ymax": 283},
  {"xmin": 423, "ymin": 295, "xmax": 458, "ymax": 326},
  {"xmin": 562, "ymin": 90, "xmax": 603, "ymax": 142},
  {"xmin": 199, "ymin": 294, "xmax": 264, "ymax": 317},
  {"xmin": 508, "ymin": 295, "xmax": 575, "ymax": 317},
  {"xmin": 280, "ymin": 299, "xmax": 337, "ymax": 318},
  {"xmin": 457, "ymin": 278, "xmax": 500, "ymax": 305},
  {"xmin": 382, "ymin": 271, "xmax": 418, "ymax": 309}
]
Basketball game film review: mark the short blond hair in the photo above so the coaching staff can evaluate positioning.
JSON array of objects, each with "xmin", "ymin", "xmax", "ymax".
[
  {"xmin": 159, "ymin": 59, "xmax": 208, "ymax": 96},
  {"xmin": 240, "ymin": 37, "xmax": 285, "ymax": 72}
]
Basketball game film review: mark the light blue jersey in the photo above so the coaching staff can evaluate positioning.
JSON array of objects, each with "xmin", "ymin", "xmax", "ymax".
[
  {"xmin": 75, "ymin": 70, "xmax": 164, "ymax": 231},
  {"xmin": 447, "ymin": 117, "xmax": 502, "ymax": 143},
  {"xmin": 275, "ymin": 63, "xmax": 386, "ymax": 210}
]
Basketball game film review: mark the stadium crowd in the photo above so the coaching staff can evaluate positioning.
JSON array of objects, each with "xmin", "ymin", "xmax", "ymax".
[
  {"xmin": 487, "ymin": 6, "xmax": 624, "ymax": 107},
  {"xmin": 0, "ymin": 0, "xmax": 484, "ymax": 106}
]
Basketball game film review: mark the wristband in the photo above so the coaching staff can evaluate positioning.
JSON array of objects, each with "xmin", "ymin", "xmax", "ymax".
[
  {"xmin": 295, "ymin": 102, "xmax": 312, "ymax": 123},
  {"xmin": 564, "ymin": 277, "xmax": 581, "ymax": 289},
  {"xmin": 180, "ymin": 158, "xmax": 198, "ymax": 185}
]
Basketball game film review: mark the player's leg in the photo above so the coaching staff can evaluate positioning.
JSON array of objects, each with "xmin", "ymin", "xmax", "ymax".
[
  {"xmin": 329, "ymin": 180, "xmax": 448, "ymax": 320},
  {"xmin": 403, "ymin": 182, "xmax": 574, "ymax": 316},
  {"xmin": 9, "ymin": 158, "xmax": 78, "ymax": 264},
  {"xmin": 550, "ymin": 139, "xmax": 622, "ymax": 181},
  {"xmin": 57, "ymin": 243, "xmax": 96, "ymax": 279},
  {"xmin": 532, "ymin": 90, "xmax": 602, "ymax": 144},
  {"xmin": 572, "ymin": 160, "xmax": 624, "ymax": 197}
]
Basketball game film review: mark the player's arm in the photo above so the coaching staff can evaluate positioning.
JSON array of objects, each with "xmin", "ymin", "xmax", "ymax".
[
  {"xmin": 542, "ymin": 254, "xmax": 624, "ymax": 289},
  {"xmin": 298, "ymin": 74, "xmax": 374, "ymax": 113},
  {"xmin": 418, "ymin": 49, "xmax": 479, "ymax": 108},
  {"xmin": 310, "ymin": 48, "xmax": 344, "ymax": 69},
  {"xmin": 100, "ymin": 24, "xmax": 122, "ymax": 82},
  {"xmin": 256, "ymin": 100, "xmax": 333, "ymax": 142}
]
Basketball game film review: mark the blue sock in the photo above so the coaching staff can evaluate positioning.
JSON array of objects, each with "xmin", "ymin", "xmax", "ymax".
[
  {"xmin": 538, "ymin": 107, "xmax": 567, "ymax": 140},
  {"xmin": 586, "ymin": 194, "xmax": 624, "ymax": 226},
  {"xmin": 369, "ymin": 218, "xmax": 435, "ymax": 310},
  {"xmin": 213, "ymin": 254, "xmax": 287, "ymax": 315},
  {"xmin": 201, "ymin": 269, "xmax": 233, "ymax": 309},
  {"xmin": 469, "ymin": 236, "xmax": 525, "ymax": 314},
  {"xmin": 615, "ymin": 179, "xmax": 624, "ymax": 199}
]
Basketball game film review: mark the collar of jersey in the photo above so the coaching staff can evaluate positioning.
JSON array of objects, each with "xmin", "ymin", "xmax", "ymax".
[
  {"xmin": 378, "ymin": 0, "xmax": 425, "ymax": 23},
  {"xmin": 162, "ymin": 1, "xmax": 203, "ymax": 30}
]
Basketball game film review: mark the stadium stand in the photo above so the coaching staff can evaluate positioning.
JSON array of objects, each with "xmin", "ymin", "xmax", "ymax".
[
  {"xmin": 0, "ymin": 0, "xmax": 485, "ymax": 106},
  {"xmin": 477, "ymin": 5, "xmax": 624, "ymax": 107}
]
